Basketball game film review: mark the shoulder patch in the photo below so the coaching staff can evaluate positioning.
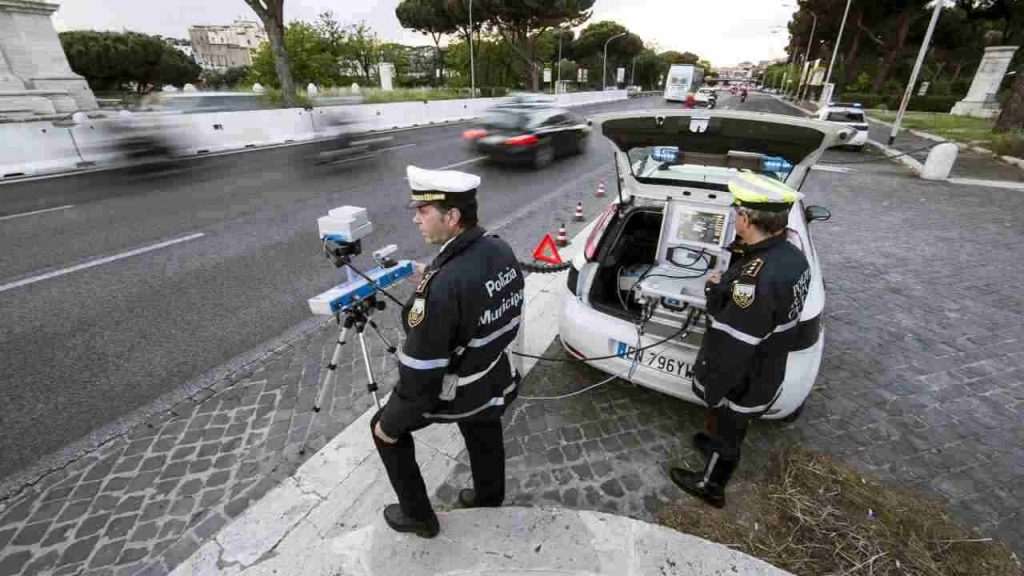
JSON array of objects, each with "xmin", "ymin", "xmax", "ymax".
[
  {"xmin": 415, "ymin": 269, "xmax": 437, "ymax": 296},
  {"xmin": 741, "ymin": 258, "xmax": 764, "ymax": 279},
  {"xmin": 407, "ymin": 297, "xmax": 426, "ymax": 328},
  {"xmin": 732, "ymin": 282, "xmax": 756, "ymax": 309}
]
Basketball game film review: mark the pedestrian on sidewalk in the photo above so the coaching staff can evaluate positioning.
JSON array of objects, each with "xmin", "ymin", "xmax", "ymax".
[
  {"xmin": 370, "ymin": 165, "xmax": 525, "ymax": 538},
  {"xmin": 671, "ymin": 173, "xmax": 810, "ymax": 508}
]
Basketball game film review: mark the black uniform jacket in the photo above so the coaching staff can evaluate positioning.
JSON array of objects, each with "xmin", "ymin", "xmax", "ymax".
[
  {"xmin": 692, "ymin": 234, "xmax": 811, "ymax": 415},
  {"xmin": 378, "ymin": 226, "xmax": 525, "ymax": 438}
]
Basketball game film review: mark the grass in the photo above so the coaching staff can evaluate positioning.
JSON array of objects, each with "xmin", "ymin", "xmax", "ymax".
[
  {"xmin": 357, "ymin": 88, "xmax": 465, "ymax": 104},
  {"xmin": 867, "ymin": 110, "xmax": 1000, "ymax": 144},
  {"xmin": 659, "ymin": 448, "xmax": 1022, "ymax": 576}
]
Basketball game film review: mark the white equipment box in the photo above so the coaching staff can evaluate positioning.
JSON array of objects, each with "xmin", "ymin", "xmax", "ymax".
[{"xmin": 634, "ymin": 200, "xmax": 735, "ymax": 309}]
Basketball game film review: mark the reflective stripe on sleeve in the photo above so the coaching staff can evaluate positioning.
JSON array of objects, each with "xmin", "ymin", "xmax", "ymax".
[
  {"xmin": 423, "ymin": 381, "xmax": 517, "ymax": 420},
  {"xmin": 468, "ymin": 316, "xmax": 521, "ymax": 348},
  {"xmin": 398, "ymin": 350, "xmax": 449, "ymax": 371},
  {"xmin": 709, "ymin": 318, "xmax": 763, "ymax": 345}
]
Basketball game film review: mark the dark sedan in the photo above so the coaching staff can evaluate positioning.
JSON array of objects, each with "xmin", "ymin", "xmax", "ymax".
[{"xmin": 462, "ymin": 104, "xmax": 590, "ymax": 168}]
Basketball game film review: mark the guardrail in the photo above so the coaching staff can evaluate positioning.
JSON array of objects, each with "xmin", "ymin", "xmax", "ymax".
[{"xmin": 0, "ymin": 90, "xmax": 628, "ymax": 180}]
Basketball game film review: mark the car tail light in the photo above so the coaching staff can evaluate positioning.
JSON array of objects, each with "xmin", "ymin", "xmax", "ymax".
[
  {"xmin": 504, "ymin": 134, "xmax": 538, "ymax": 146},
  {"xmin": 584, "ymin": 203, "xmax": 620, "ymax": 261},
  {"xmin": 462, "ymin": 129, "xmax": 487, "ymax": 140}
]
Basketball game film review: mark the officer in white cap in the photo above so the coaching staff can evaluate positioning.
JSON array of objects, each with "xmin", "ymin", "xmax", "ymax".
[
  {"xmin": 371, "ymin": 165, "xmax": 525, "ymax": 538},
  {"xmin": 671, "ymin": 172, "xmax": 812, "ymax": 508}
]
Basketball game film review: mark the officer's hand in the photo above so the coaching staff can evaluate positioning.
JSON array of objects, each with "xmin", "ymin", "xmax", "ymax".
[
  {"xmin": 707, "ymin": 272, "xmax": 722, "ymax": 284},
  {"xmin": 374, "ymin": 421, "xmax": 398, "ymax": 444}
]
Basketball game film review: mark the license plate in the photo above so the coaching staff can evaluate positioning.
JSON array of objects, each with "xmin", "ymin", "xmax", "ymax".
[{"xmin": 616, "ymin": 341, "xmax": 693, "ymax": 380}]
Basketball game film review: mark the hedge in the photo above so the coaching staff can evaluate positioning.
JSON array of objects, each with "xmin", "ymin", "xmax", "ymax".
[{"xmin": 838, "ymin": 93, "xmax": 960, "ymax": 113}]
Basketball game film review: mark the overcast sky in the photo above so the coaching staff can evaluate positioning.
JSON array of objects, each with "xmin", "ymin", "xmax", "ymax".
[{"xmin": 52, "ymin": 0, "xmax": 797, "ymax": 67}]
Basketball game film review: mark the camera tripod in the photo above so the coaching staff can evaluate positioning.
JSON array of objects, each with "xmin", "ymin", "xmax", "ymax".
[{"xmin": 299, "ymin": 294, "xmax": 398, "ymax": 455}]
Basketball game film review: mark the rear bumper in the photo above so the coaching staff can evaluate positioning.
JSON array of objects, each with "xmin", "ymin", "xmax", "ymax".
[
  {"xmin": 557, "ymin": 287, "xmax": 822, "ymax": 419},
  {"xmin": 849, "ymin": 130, "xmax": 869, "ymax": 146},
  {"xmin": 474, "ymin": 142, "xmax": 536, "ymax": 163}
]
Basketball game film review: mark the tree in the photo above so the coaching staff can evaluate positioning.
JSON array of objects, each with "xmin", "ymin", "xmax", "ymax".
[
  {"xmin": 59, "ymin": 31, "xmax": 200, "ymax": 93},
  {"xmin": 345, "ymin": 22, "xmax": 381, "ymax": 85},
  {"xmin": 660, "ymin": 51, "xmax": 700, "ymax": 65},
  {"xmin": 396, "ymin": 0, "xmax": 456, "ymax": 85},
  {"xmin": 250, "ymin": 21, "xmax": 340, "ymax": 89},
  {"xmin": 996, "ymin": 58, "xmax": 1024, "ymax": 131},
  {"xmin": 485, "ymin": 0, "xmax": 596, "ymax": 90},
  {"xmin": 201, "ymin": 66, "xmax": 252, "ymax": 90},
  {"xmin": 244, "ymin": 0, "xmax": 296, "ymax": 107}
]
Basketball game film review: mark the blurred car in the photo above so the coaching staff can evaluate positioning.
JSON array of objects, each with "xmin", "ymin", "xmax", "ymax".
[
  {"xmin": 816, "ymin": 103, "xmax": 869, "ymax": 151},
  {"xmin": 626, "ymin": 85, "xmax": 642, "ymax": 97},
  {"xmin": 461, "ymin": 104, "xmax": 590, "ymax": 168},
  {"xmin": 558, "ymin": 110, "xmax": 855, "ymax": 420}
]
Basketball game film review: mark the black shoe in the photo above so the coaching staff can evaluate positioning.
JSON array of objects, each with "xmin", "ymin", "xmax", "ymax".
[
  {"xmin": 457, "ymin": 489, "xmax": 477, "ymax": 508},
  {"xmin": 669, "ymin": 456, "xmax": 737, "ymax": 509},
  {"xmin": 691, "ymin": 432, "xmax": 711, "ymax": 458},
  {"xmin": 457, "ymin": 488, "xmax": 501, "ymax": 508},
  {"xmin": 383, "ymin": 504, "xmax": 439, "ymax": 538}
]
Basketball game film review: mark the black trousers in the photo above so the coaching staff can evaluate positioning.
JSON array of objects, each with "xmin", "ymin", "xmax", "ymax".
[
  {"xmin": 371, "ymin": 413, "xmax": 505, "ymax": 520},
  {"xmin": 706, "ymin": 406, "xmax": 751, "ymax": 463}
]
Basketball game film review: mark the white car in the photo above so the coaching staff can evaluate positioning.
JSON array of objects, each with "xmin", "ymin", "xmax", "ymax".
[
  {"xmin": 559, "ymin": 110, "xmax": 854, "ymax": 420},
  {"xmin": 817, "ymin": 103, "xmax": 869, "ymax": 150},
  {"xmin": 694, "ymin": 88, "xmax": 716, "ymax": 107}
]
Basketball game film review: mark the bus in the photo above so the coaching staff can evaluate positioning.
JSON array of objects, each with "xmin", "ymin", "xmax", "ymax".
[{"xmin": 663, "ymin": 64, "xmax": 705, "ymax": 103}]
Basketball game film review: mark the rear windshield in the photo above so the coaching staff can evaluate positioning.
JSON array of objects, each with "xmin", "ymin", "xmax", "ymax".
[
  {"xmin": 482, "ymin": 110, "xmax": 530, "ymax": 130},
  {"xmin": 827, "ymin": 110, "xmax": 865, "ymax": 123},
  {"xmin": 627, "ymin": 146, "xmax": 794, "ymax": 187}
]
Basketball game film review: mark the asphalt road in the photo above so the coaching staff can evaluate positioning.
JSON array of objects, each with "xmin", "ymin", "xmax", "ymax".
[{"xmin": 4, "ymin": 93, "xmax": 797, "ymax": 481}]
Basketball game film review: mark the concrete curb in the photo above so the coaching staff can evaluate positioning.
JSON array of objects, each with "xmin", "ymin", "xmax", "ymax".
[
  {"xmin": 864, "ymin": 113, "xmax": 1024, "ymax": 172},
  {"xmin": 866, "ymin": 138, "xmax": 925, "ymax": 174}
]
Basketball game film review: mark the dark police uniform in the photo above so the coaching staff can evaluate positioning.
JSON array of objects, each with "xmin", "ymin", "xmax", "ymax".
[
  {"xmin": 372, "ymin": 165, "xmax": 524, "ymax": 536},
  {"xmin": 671, "ymin": 172, "xmax": 811, "ymax": 508}
]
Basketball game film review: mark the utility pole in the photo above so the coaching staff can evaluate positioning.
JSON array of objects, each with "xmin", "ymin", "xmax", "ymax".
[
  {"xmin": 796, "ymin": 11, "xmax": 817, "ymax": 101},
  {"xmin": 890, "ymin": 0, "xmax": 943, "ymax": 145},
  {"xmin": 603, "ymin": 32, "xmax": 626, "ymax": 90},
  {"xmin": 468, "ymin": 0, "xmax": 475, "ymax": 98},
  {"xmin": 824, "ymin": 0, "xmax": 852, "ymax": 87},
  {"xmin": 556, "ymin": 28, "xmax": 563, "ymax": 94}
]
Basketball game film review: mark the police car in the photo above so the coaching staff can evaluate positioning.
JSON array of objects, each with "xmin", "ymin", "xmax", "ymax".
[
  {"xmin": 558, "ymin": 110, "xmax": 853, "ymax": 420},
  {"xmin": 816, "ymin": 102, "xmax": 869, "ymax": 151}
]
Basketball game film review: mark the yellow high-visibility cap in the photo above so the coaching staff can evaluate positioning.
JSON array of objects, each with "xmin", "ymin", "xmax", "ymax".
[{"xmin": 728, "ymin": 172, "xmax": 804, "ymax": 212}]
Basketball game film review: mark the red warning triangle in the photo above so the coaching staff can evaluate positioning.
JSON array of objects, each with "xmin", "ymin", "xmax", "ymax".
[{"xmin": 532, "ymin": 234, "xmax": 563, "ymax": 265}]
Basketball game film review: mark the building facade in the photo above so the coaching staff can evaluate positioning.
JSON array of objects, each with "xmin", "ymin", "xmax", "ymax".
[{"xmin": 188, "ymin": 20, "xmax": 267, "ymax": 71}]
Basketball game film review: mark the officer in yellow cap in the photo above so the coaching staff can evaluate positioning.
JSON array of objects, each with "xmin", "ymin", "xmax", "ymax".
[{"xmin": 670, "ymin": 172, "xmax": 811, "ymax": 508}]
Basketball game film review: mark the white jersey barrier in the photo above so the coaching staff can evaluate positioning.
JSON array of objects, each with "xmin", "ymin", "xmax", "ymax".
[{"xmin": 0, "ymin": 91, "xmax": 627, "ymax": 179}]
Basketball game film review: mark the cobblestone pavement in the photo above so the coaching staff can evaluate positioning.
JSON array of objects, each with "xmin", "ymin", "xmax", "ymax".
[
  {"xmin": 437, "ymin": 154, "xmax": 1024, "ymax": 552},
  {"xmin": 0, "ymin": 288, "xmax": 409, "ymax": 576}
]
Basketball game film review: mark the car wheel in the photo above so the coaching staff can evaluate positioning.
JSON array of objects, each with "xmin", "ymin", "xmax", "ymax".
[
  {"xmin": 573, "ymin": 134, "xmax": 588, "ymax": 155},
  {"xmin": 533, "ymin": 142, "xmax": 554, "ymax": 169}
]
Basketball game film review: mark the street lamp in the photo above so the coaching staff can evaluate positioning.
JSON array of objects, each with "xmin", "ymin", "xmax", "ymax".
[
  {"xmin": 823, "ymin": 0, "xmax": 852, "ymax": 90},
  {"xmin": 469, "ymin": 0, "xmax": 475, "ymax": 98},
  {"xmin": 890, "ymin": 0, "xmax": 943, "ymax": 145},
  {"xmin": 796, "ymin": 10, "xmax": 818, "ymax": 101},
  {"xmin": 603, "ymin": 32, "xmax": 626, "ymax": 90}
]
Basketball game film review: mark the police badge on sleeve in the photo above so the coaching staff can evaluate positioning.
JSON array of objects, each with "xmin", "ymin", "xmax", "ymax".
[
  {"xmin": 408, "ymin": 298, "xmax": 426, "ymax": 328},
  {"xmin": 732, "ymin": 282, "xmax": 756, "ymax": 309}
]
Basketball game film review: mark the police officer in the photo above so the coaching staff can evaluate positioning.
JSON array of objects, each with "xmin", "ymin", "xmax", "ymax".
[
  {"xmin": 670, "ymin": 172, "xmax": 811, "ymax": 508},
  {"xmin": 371, "ymin": 165, "xmax": 525, "ymax": 538}
]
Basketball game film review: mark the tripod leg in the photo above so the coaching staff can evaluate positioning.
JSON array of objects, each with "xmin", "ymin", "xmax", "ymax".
[
  {"xmin": 367, "ymin": 319, "xmax": 397, "ymax": 354},
  {"xmin": 358, "ymin": 331, "xmax": 381, "ymax": 410},
  {"xmin": 314, "ymin": 325, "xmax": 350, "ymax": 412}
]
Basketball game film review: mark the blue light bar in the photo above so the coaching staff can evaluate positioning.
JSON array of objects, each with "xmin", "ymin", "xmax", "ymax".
[
  {"xmin": 309, "ymin": 260, "xmax": 415, "ymax": 316},
  {"xmin": 761, "ymin": 156, "xmax": 793, "ymax": 174},
  {"xmin": 651, "ymin": 146, "xmax": 679, "ymax": 163}
]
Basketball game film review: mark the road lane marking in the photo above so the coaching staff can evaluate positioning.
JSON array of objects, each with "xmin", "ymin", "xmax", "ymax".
[
  {"xmin": 0, "ymin": 233, "xmax": 205, "ymax": 294},
  {"xmin": 436, "ymin": 156, "xmax": 486, "ymax": 170},
  {"xmin": 0, "ymin": 205, "xmax": 75, "ymax": 221}
]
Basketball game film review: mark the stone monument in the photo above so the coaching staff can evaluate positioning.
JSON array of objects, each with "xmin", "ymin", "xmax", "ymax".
[
  {"xmin": 0, "ymin": 0, "xmax": 97, "ymax": 120},
  {"xmin": 951, "ymin": 45, "xmax": 1019, "ymax": 119}
]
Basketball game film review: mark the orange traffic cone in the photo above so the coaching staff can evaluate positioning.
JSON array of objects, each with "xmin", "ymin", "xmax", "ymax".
[
  {"xmin": 595, "ymin": 180, "xmax": 607, "ymax": 198},
  {"xmin": 555, "ymin": 223, "xmax": 569, "ymax": 247},
  {"xmin": 573, "ymin": 201, "xmax": 584, "ymax": 222}
]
